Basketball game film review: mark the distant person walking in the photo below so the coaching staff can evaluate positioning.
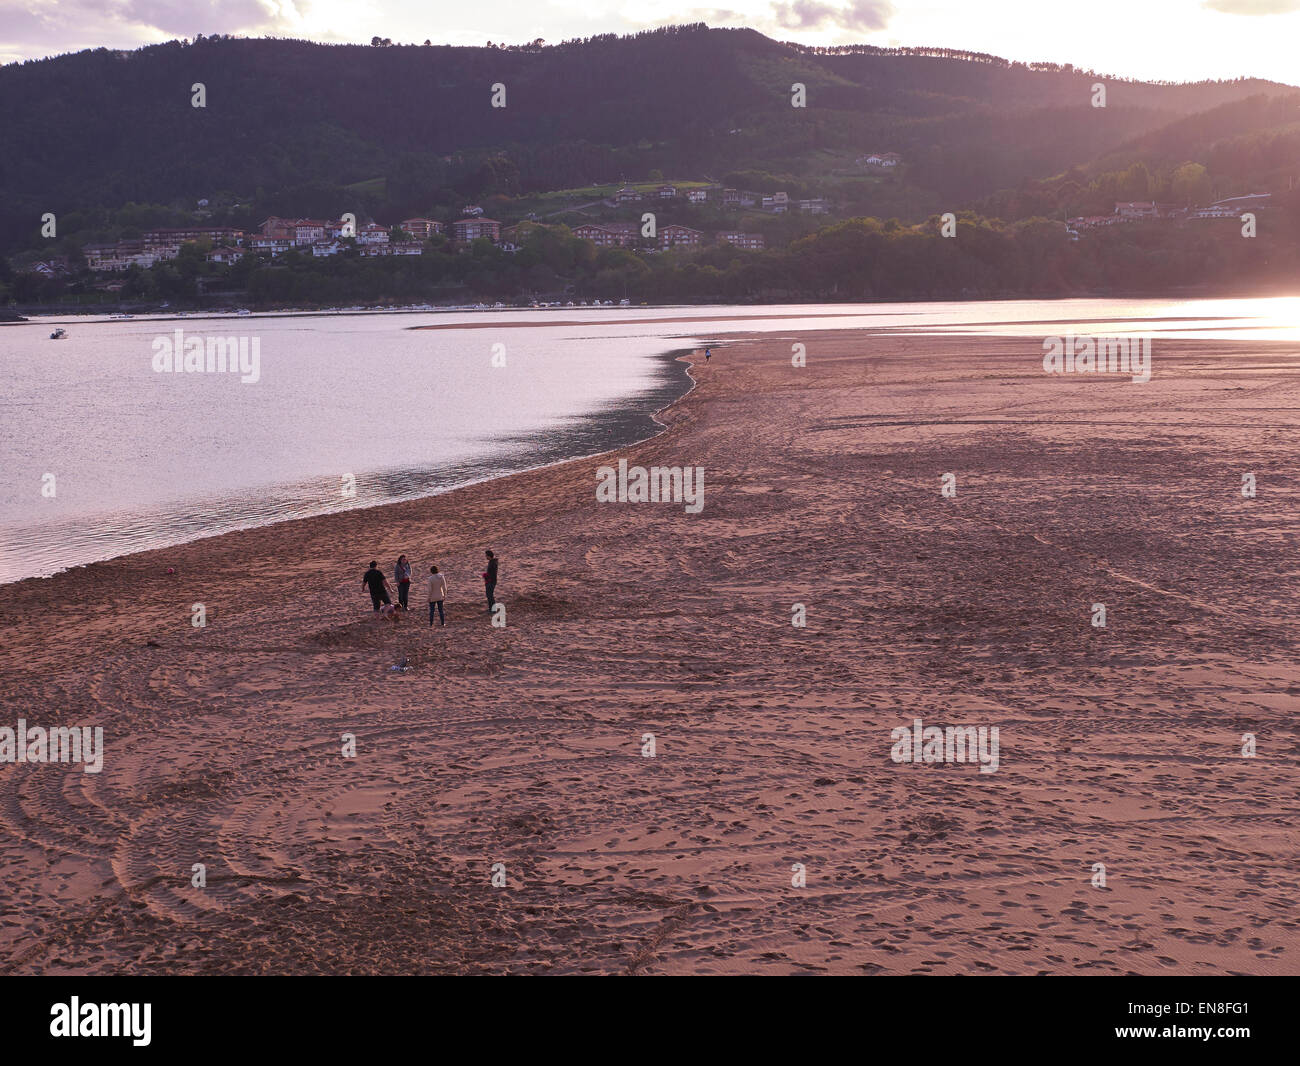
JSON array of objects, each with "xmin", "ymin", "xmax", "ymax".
[
  {"xmin": 704, "ymin": 347, "xmax": 711, "ymax": 362},
  {"xmin": 427, "ymin": 565, "xmax": 447, "ymax": 627},
  {"xmin": 395, "ymin": 554, "xmax": 412, "ymax": 610},
  {"xmin": 362, "ymin": 561, "xmax": 392, "ymax": 612},
  {"xmin": 482, "ymin": 550, "xmax": 499, "ymax": 610}
]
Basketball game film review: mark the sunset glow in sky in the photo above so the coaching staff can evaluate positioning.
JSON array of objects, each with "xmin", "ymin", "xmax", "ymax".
[{"xmin": 1, "ymin": 0, "xmax": 1298, "ymax": 86}]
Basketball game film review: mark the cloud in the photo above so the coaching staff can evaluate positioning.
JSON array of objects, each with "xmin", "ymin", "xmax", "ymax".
[
  {"xmin": 117, "ymin": 1, "xmax": 298, "ymax": 37},
  {"xmin": 770, "ymin": 0, "xmax": 895, "ymax": 32},
  {"xmin": 1203, "ymin": 0, "xmax": 1300, "ymax": 13},
  {"xmin": 0, "ymin": 0, "xmax": 303, "ymax": 62}
]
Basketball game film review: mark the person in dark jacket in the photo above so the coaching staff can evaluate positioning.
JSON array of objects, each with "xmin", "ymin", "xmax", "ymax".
[
  {"xmin": 362, "ymin": 561, "xmax": 392, "ymax": 611},
  {"xmin": 482, "ymin": 550, "xmax": 499, "ymax": 610},
  {"xmin": 395, "ymin": 554, "xmax": 412, "ymax": 610}
]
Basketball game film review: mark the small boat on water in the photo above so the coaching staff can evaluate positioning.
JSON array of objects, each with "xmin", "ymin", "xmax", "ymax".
[{"xmin": 50, "ymin": 327, "xmax": 67, "ymax": 340}]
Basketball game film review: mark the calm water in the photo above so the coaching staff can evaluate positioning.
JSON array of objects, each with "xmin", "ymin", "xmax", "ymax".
[{"xmin": 2, "ymin": 296, "xmax": 1297, "ymax": 583}]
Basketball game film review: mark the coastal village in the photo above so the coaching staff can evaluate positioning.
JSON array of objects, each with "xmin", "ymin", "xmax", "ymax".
[
  {"xmin": 19, "ymin": 160, "xmax": 1275, "ymax": 282},
  {"xmin": 45, "ymin": 189, "xmax": 1271, "ymax": 280},
  {"xmin": 1065, "ymin": 192, "xmax": 1272, "ymax": 237},
  {"xmin": 63, "ymin": 179, "xmax": 845, "ymax": 276}
]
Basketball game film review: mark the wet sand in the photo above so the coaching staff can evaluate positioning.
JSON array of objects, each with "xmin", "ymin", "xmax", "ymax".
[{"xmin": 0, "ymin": 330, "xmax": 1297, "ymax": 975}]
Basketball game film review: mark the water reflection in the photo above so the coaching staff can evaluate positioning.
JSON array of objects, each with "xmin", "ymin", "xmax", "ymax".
[{"xmin": 0, "ymin": 352, "xmax": 691, "ymax": 583}]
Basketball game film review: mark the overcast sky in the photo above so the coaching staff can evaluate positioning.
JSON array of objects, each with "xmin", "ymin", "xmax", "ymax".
[{"xmin": 2, "ymin": 0, "xmax": 1298, "ymax": 85}]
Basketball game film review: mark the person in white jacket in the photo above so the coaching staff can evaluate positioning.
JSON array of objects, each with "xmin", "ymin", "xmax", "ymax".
[{"xmin": 427, "ymin": 565, "xmax": 448, "ymax": 627}]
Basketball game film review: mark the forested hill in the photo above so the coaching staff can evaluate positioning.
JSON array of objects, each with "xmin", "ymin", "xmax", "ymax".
[
  {"xmin": 978, "ymin": 92, "xmax": 1300, "ymax": 221},
  {"xmin": 0, "ymin": 23, "xmax": 1293, "ymax": 249}
]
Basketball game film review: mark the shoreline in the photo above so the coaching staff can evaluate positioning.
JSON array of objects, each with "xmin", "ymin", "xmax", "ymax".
[{"xmin": 1, "ymin": 328, "xmax": 1297, "ymax": 974}]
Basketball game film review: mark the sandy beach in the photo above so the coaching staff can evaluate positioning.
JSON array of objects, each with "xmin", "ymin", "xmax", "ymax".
[{"xmin": 0, "ymin": 328, "xmax": 1297, "ymax": 975}]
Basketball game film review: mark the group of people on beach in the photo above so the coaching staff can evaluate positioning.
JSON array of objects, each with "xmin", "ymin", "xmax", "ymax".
[
  {"xmin": 351, "ymin": 346, "xmax": 708, "ymax": 629},
  {"xmin": 361, "ymin": 550, "xmax": 498, "ymax": 626}
]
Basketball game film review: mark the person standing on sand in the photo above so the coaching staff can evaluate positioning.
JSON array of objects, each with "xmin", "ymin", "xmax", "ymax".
[
  {"xmin": 427, "ymin": 565, "xmax": 447, "ymax": 627},
  {"xmin": 704, "ymin": 347, "xmax": 711, "ymax": 362},
  {"xmin": 395, "ymin": 554, "xmax": 412, "ymax": 610},
  {"xmin": 482, "ymin": 550, "xmax": 499, "ymax": 610},
  {"xmin": 362, "ymin": 561, "xmax": 392, "ymax": 612}
]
